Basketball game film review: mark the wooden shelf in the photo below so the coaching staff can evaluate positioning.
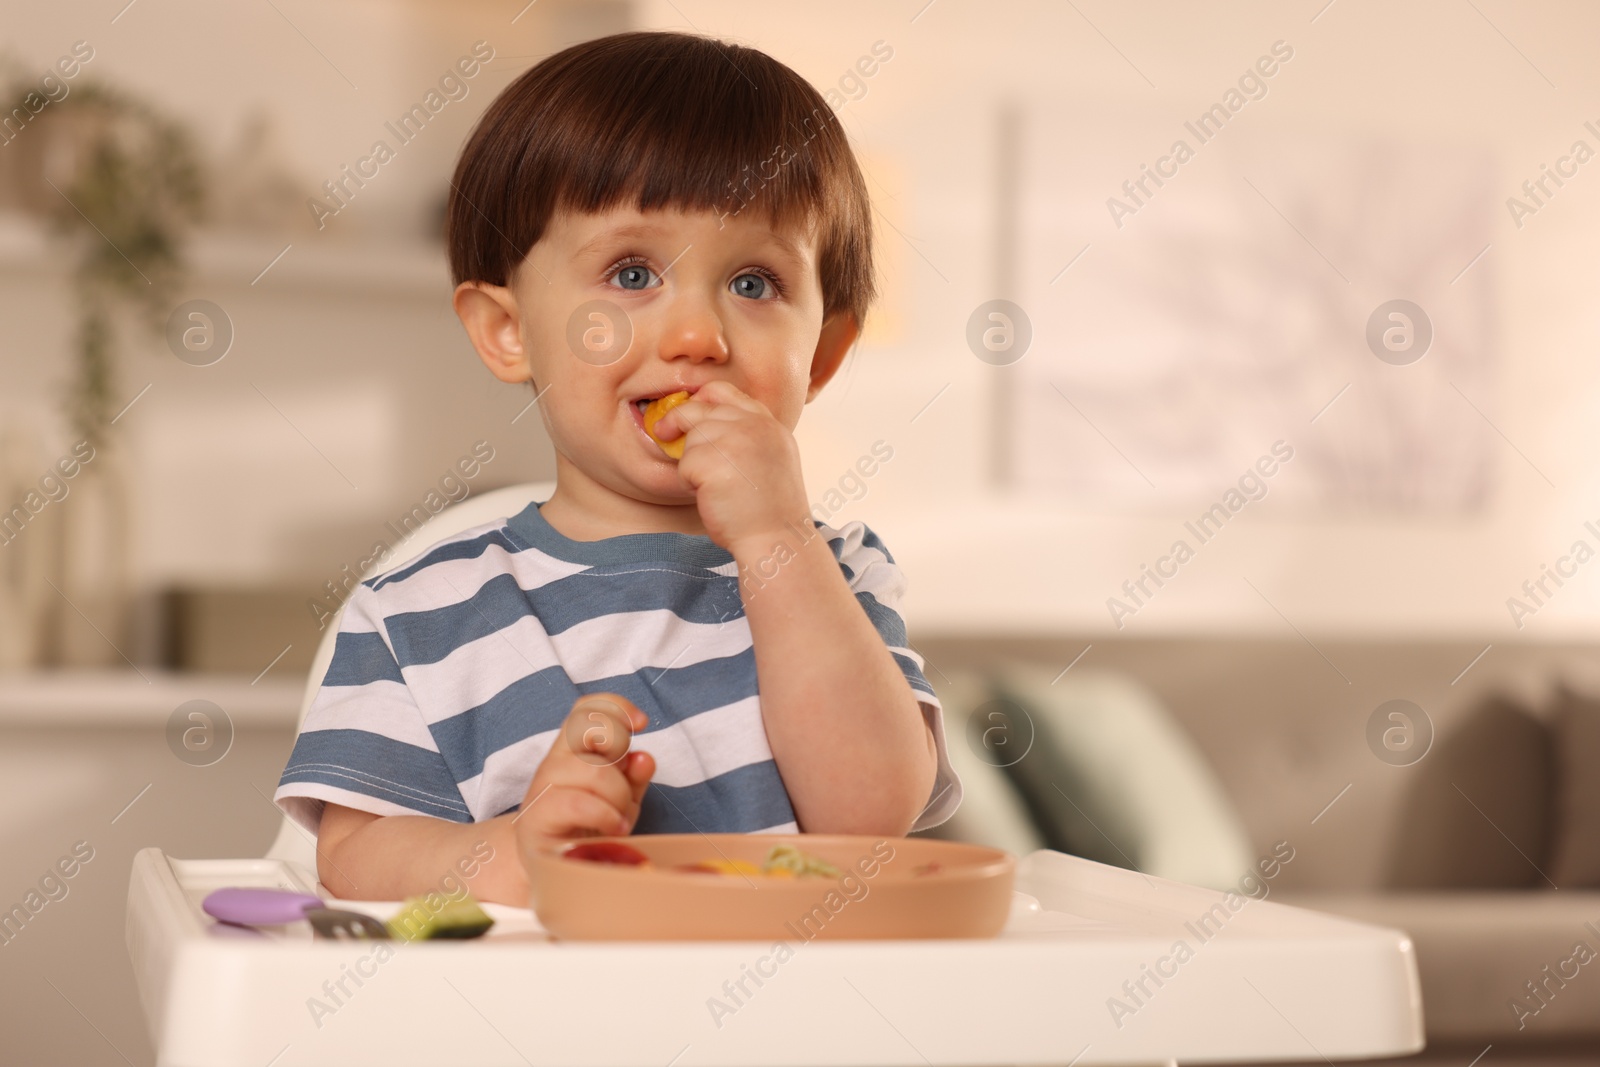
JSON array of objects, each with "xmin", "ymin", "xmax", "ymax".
[
  {"xmin": 0, "ymin": 212, "xmax": 448, "ymax": 295},
  {"xmin": 0, "ymin": 669, "xmax": 302, "ymax": 727}
]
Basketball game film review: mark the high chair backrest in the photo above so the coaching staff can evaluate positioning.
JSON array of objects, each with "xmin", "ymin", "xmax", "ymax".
[{"xmin": 264, "ymin": 480, "xmax": 556, "ymax": 869}]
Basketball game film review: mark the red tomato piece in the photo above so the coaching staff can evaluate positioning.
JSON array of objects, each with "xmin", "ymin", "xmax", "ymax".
[{"xmin": 563, "ymin": 841, "xmax": 650, "ymax": 866}]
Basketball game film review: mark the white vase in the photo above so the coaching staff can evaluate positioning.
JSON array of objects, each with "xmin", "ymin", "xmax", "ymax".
[
  {"xmin": 0, "ymin": 423, "xmax": 59, "ymax": 668},
  {"xmin": 51, "ymin": 446, "xmax": 133, "ymax": 669}
]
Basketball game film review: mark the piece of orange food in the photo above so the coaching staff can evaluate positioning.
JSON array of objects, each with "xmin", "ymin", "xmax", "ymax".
[
  {"xmin": 676, "ymin": 859, "xmax": 767, "ymax": 877},
  {"xmin": 642, "ymin": 391, "xmax": 691, "ymax": 459}
]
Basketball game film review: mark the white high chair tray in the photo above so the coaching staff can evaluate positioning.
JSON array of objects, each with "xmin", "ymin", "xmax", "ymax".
[{"xmin": 127, "ymin": 846, "xmax": 1422, "ymax": 1067}]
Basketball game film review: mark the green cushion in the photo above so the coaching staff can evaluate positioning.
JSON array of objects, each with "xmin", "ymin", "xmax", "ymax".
[
  {"xmin": 917, "ymin": 669, "xmax": 1046, "ymax": 856},
  {"xmin": 993, "ymin": 665, "xmax": 1254, "ymax": 890}
]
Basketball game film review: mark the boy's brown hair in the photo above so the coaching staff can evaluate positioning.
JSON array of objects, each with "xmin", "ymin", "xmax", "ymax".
[{"xmin": 445, "ymin": 31, "xmax": 875, "ymax": 326}]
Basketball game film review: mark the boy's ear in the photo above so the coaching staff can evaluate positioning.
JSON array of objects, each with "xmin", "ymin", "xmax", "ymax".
[
  {"xmin": 453, "ymin": 281, "xmax": 531, "ymax": 384},
  {"xmin": 805, "ymin": 311, "xmax": 861, "ymax": 402}
]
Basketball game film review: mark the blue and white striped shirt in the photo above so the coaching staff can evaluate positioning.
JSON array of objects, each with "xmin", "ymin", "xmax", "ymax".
[{"xmin": 275, "ymin": 500, "xmax": 959, "ymax": 837}]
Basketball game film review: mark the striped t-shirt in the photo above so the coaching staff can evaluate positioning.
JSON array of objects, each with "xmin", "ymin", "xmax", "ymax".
[{"xmin": 275, "ymin": 500, "xmax": 959, "ymax": 837}]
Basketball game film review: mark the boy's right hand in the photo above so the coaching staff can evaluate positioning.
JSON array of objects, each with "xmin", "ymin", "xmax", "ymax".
[{"xmin": 511, "ymin": 694, "xmax": 654, "ymax": 863}]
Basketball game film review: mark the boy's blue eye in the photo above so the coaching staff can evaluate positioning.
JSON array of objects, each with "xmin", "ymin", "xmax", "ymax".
[
  {"xmin": 612, "ymin": 264, "xmax": 657, "ymax": 291},
  {"xmin": 731, "ymin": 273, "xmax": 769, "ymax": 299}
]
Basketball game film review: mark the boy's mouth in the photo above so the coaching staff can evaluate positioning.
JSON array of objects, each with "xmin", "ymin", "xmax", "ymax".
[
  {"xmin": 628, "ymin": 387, "xmax": 695, "ymax": 418},
  {"xmin": 627, "ymin": 387, "xmax": 697, "ymax": 437}
]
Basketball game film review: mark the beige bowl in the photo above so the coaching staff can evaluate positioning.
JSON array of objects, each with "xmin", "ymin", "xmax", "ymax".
[{"xmin": 528, "ymin": 834, "xmax": 1015, "ymax": 941}]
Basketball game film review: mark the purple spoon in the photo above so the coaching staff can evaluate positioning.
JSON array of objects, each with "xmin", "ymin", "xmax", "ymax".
[
  {"xmin": 202, "ymin": 887, "xmax": 393, "ymax": 940},
  {"xmin": 203, "ymin": 887, "xmax": 325, "ymax": 926}
]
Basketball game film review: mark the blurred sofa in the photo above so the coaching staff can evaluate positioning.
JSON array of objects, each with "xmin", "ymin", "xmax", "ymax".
[{"xmin": 914, "ymin": 635, "xmax": 1600, "ymax": 1053}]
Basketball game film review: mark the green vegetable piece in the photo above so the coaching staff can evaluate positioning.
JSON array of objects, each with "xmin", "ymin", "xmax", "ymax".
[
  {"xmin": 386, "ymin": 895, "xmax": 495, "ymax": 941},
  {"xmin": 762, "ymin": 843, "xmax": 842, "ymax": 879}
]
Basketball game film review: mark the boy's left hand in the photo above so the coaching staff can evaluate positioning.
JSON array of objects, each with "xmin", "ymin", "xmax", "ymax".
[{"xmin": 651, "ymin": 381, "xmax": 810, "ymax": 557}]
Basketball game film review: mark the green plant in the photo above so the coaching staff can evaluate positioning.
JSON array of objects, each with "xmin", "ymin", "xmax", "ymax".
[{"xmin": 27, "ymin": 80, "xmax": 205, "ymax": 450}]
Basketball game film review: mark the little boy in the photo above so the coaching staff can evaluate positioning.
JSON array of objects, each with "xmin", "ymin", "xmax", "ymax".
[{"xmin": 274, "ymin": 31, "xmax": 959, "ymax": 906}]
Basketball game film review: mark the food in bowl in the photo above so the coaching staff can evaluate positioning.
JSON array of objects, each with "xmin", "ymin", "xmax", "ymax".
[
  {"xmin": 533, "ymin": 833, "xmax": 1017, "ymax": 940},
  {"xmin": 562, "ymin": 840, "xmax": 845, "ymax": 878},
  {"xmin": 562, "ymin": 841, "xmax": 651, "ymax": 866}
]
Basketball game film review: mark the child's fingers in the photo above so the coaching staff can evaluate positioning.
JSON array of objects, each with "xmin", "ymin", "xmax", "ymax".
[
  {"xmin": 579, "ymin": 692, "xmax": 647, "ymax": 731},
  {"xmin": 653, "ymin": 400, "xmax": 746, "ymax": 444},
  {"xmin": 623, "ymin": 750, "xmax": 655, "ymax": 809},
  {"xmin": 532, "ymin": 754, "xmax": 640, "ymax": 814},
  {"xmin": 521, "ymin": 695, "xmax": 651, "ymax": 821},
  {"xmin": 691, "ymin": 379, "xmax": 767, "ymax": 415},
  {"xmin": 560, "ymin": 694, "xmax": 644, "ymax": 766},
  {"xmin": 530, "ymin": 784, "xmax": 633, "ymax": 838},
  {"xmin": 653, "ymin": 380, "xmax": 771, "ymax": 440},
  {"xmin": 649, "ymin": 402, "xmax": 697, "ymax": 443}
]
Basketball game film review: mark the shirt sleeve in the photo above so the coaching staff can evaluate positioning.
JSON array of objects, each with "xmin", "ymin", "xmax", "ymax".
[
  {"xmin": 274, "ymin": 583, "xmax": 472, "ymax": 836},
  {"xmin": 826, "ymin": 521, "xmax": 962, "ymax": 831}
]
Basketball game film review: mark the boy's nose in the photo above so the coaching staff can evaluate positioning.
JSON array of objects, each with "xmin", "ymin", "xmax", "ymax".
[{"xmin": 656, "ymin": 298, "xmax": 730, "ymax": 365}]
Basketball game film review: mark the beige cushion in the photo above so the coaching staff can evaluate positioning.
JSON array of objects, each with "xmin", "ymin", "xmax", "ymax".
[
  {"xmin": 1549, "ymin": 686, "xmax": 1600, "ymax": 888},
  {"xmin": 1385, "ymin": 695, "xmax": 1554, "ymax": 890}
]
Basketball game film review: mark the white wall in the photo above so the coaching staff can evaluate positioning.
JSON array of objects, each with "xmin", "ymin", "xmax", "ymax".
[{"xmin": 637, "ymin": 0, "xmax": 1600, "ymax": 640}]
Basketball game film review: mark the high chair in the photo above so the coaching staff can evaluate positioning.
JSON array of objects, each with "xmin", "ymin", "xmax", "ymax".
[{"xmin": 126, "ymin": 481, "xmax": 1425, "ymax": 1067}]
